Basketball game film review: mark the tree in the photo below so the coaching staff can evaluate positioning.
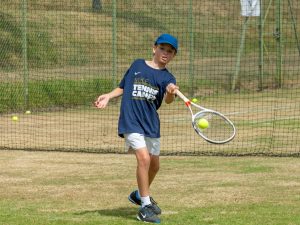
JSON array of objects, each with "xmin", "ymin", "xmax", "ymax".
[{"xmin": 92, "ymin": 0, "xmax": 102, "ymax": 11}]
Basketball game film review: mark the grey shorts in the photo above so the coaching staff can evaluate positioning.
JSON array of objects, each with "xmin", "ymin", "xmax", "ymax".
[{"xmin": 124, "ymin": 133, "xmax": 160, "ymax": 156}]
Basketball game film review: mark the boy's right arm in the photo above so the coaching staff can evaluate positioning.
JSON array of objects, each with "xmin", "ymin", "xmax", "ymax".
[{"xmin": 94, "ymin": 87, "xmax": 123, "ymax": 109}]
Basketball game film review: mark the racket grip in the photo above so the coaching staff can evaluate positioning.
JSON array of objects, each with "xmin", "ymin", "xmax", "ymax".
[{"xmin": 175, "ymin": 90, "xmax": 191, "ymax": 105}]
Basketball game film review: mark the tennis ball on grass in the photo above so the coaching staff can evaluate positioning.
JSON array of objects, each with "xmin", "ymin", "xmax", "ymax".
[
  {"xmin": 198, "ymin": 118, "xmax": 209, "ymax": 129},
  {"xmin": 12, "ymin": 116, "xmax": 19, "ymax": 121},
  {"xmin": 25, "ymin": 110, "xmax": 31, "ymax": 114}
]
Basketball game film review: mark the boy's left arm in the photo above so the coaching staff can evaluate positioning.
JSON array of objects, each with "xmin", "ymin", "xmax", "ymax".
[{"xmin": 165, "ymin": 83, "xmax": 179, "ymax": 104}]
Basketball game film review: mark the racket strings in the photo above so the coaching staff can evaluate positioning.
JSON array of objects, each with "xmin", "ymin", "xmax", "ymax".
[{"xmin": 194, "ymin": 112, "xmax": 235, "ymax": 142}]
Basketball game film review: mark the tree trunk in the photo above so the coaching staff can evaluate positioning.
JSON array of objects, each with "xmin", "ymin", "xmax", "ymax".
[{"xmin": 92, "ymin": 0, "xmax": 102, "ymax": 11}]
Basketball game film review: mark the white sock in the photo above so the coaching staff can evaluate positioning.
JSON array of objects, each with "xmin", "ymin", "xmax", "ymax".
[{"xmin": 141, "ymin": 196, "xmax": 151, "ymax": 207}]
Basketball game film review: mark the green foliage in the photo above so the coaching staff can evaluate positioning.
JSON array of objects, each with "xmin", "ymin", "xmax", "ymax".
[
  {"xmin": 116, "ymin": 11, "xmax": 166, "ymax": 31},
  {"xmin": 0, "ymin": 78, "xmax": 113, "ymax": 113},
  {"xmin": 27, "ymin": 28, "xmax": 59, "ymax": 67},
  {"xmin": 0, "ymin": 13, "xmax": 60, "ymax": 70},
  {"xmin": 0, "ymin": 12, "xmax": 22, "ymax": 70},
  {"xmin": 1, "ymin": 1, "xmax": 299, "ymax": 113}
]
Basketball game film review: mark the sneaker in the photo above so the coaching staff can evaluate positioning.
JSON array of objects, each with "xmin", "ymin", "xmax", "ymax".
[
  {"xmin": 137, "ymin": 204, "xmax": 161, "ymax": 224},
  {"xmin": 128, "ymin": 190, "xmax": 162, "ymax": 215},
  {"xmin": 149, "ymin": 197, "xmax": 161, "ymax": 215},
  {"xmin": 128, "ymin": 190, "xmax": 141, "ymax": 205}
]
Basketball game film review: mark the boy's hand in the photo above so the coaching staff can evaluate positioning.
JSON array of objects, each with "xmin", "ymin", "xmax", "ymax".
[
  {"xmin": 165, "ymin": 83, "xmax": 179, "ymax": 104},
  {"xmin": 166, "ymin": 83, "xmax": 178, "ymax": 95},
  {"xmin": 94, "ymin": 94, "xmax": 110, "ymax": 109},
  {"xmin": 94, "ymin": 87, "xmax": 123, "ymax": 108}
]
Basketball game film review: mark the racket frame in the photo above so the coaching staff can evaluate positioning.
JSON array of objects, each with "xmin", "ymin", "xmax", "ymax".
[{"xmin": 175, "ymin": 90, "xmax": 236, "ymax": 144}]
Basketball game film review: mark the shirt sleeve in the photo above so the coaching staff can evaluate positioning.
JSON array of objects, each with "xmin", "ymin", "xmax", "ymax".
[
  {"xmin": 119, "ymin": 60, "xmax": 138, "ymax": 88},
  {"xmin": 167, "ymin": 76, "xmax": 176, "ymax": 85},
  {"xmin": 119, "ymin": 69, "xmax": 130, "ymax": 89},
  {"xmin": 164, "ymin": 75, "xmax": 176, "ymax": 91}
]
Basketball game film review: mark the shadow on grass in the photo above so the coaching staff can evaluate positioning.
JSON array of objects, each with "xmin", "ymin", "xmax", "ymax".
[{"xmin": 75, "ymin": 207, "xmax": 137, "ymax": 219}]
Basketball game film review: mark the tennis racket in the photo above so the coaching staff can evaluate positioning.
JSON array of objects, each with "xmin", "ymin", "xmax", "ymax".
[{"xmin": 175, "ymin": 90, "xmax": 236, "ymax": 144}]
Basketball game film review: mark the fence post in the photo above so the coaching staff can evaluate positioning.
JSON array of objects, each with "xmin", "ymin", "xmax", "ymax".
[
  {"xmin": 258, "ymin": 0, "xmax": 264, "ymax": 91},
  {"xmin": 188, "ymin": 0, "xmax": 194, "ymax": 97},
  {"xmin": 112, "ymin": 0, "xmax": 117, "ymax": 88},
  {"xmin": 231, "ymin": 17, "xmax": 249, "ymax": 91},
  {"xmin": 21, "ymin": 0, "xmax": 29, "ymax": 110},
  {"xmin": 275, "ymin": 0, "xmax": 282, "ymax": 88}
]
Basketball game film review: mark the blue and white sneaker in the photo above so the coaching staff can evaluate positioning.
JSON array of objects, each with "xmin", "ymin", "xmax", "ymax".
[
  {"xmin": 128, "ymin": 190, "xmax": 141, "ymax": 205},
  {"xmin": 128, "ymin": 190, "xmax": 162, "ymax": 215},
  {"xmin": 137, "ymin": 204, "xmax": 161, "ymax": 224}
]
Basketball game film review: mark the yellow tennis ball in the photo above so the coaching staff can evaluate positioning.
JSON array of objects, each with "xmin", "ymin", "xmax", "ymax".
[
  {"xmin": 25, "ymin": 110, "xmax": 31, "ymax": 114},
  {"xmin": 198, "ymin": 118, "xmax": 209, "ymax": 129},
  {"xmin": 192, "ymin": 98, "xmax": 198, "ymax": 103},
  {"xmin": 12, "ymin": 116, "xmax": 19, "ymax": 121}
]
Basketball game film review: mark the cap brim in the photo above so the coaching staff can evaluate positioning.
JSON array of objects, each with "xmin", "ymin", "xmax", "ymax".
[{"xmin": 155, "ymin": 41, "xmax": 177, "ymax": 51}]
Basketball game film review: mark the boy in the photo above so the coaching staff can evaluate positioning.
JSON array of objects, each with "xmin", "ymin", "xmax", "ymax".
[{"xmin": 94, "ymin": 33, "xmax": 179, "ymax": 223}]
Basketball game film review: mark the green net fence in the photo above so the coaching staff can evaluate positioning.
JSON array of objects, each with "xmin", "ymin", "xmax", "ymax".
[{"xmin": 1, "ymin": 0, "xmax": 300, "ymax": 156}]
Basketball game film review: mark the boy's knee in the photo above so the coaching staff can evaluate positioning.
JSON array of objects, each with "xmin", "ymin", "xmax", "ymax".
[{"xmin": 136, "ymin": 151, "xmax": 151, "ymax": 167}]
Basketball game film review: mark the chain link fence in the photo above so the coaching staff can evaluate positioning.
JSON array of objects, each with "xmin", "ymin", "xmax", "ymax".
[{"xmin": 1, "ymin": 0, "xmax": 300, "ymax": 156}]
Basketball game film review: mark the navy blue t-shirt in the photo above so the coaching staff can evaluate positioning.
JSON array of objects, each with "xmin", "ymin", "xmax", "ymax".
[{"xmin": 118, "ymin": 59, "xmax": 176, "ymax": 138}]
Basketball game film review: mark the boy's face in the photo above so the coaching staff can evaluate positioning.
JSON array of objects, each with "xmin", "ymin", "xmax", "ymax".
[{"xmin": 153, "ymin": 43, "xmax": 176, "ymax": 66}]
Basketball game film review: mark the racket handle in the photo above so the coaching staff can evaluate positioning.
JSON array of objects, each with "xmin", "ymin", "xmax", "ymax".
[{"xmin": 175, "ymin": 90, "xmax": 191, "ymax": 105}]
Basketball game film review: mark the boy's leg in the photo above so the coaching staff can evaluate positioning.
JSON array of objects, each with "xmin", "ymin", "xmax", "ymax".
[
  {"xmin": 135, "ymin": 150, "xmax": 161, "ymax": 224},
  {"xmin": 135, "ymin": 147, "xmax": 151, "ymax": 198},
  {"xmin": 149, "ymin": 155, "xmax": 159, "ymax": 186},
  {"xmin": 126, "ymin": 133, "xmax": 161, "ymax": 216}
]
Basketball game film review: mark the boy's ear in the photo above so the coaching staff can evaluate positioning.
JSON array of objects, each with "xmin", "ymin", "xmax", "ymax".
[{"xmin": 152, "ymin": 45, "xmax": 157, "ymax": 54}]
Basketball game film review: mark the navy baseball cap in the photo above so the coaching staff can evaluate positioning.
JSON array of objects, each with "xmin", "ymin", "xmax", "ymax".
[{"xmin": 155, "ymin": 34, "xmax": 178, "ymax": 52}]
